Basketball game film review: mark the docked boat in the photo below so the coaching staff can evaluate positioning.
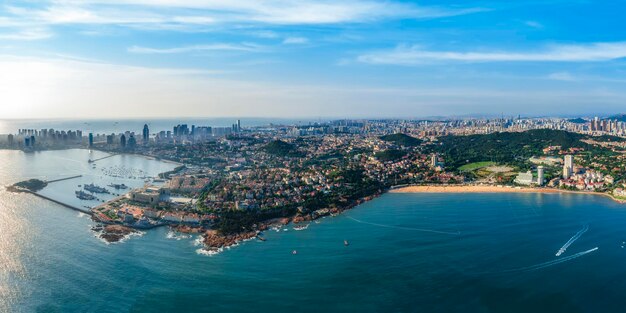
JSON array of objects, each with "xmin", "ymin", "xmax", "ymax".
[
  {"xmin": 108, "ymin": 183, "xmax": 128, "ymax": 190},
  {"xmin": 84, "ymin": 183, "xmax": 110, "ymax": 194},
  {"xmin": 75, "ymin": 190, "xmax": 96, "ymax": 200}
]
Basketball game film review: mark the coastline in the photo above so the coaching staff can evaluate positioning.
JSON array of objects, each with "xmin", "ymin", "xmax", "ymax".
[{"xmin": 389, "ymin": 184, "xmax": 626, "ymax": 204}]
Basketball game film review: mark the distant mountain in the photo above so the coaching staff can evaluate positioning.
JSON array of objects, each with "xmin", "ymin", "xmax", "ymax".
[
  {"xmin": 380, "ymin": 133, "xmax": 422, "ymax": 147},
  {"xmin": 607, "ymin": 114, "xmax": 626, "ymax": 122},
  {"xmin": 568, "ymin": 118, "xmax": 587, "ymax": 124}
]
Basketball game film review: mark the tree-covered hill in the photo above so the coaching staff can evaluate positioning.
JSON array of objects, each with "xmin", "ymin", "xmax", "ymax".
[
  {"xmin": 374, "ymin": 149, "xmax": 407, "ymax": 162},
  {"xmin": 263, "ymin": 140, "xmax": 300, "ymax": 157},
  {"xmin": 380, "ymin": 133, "xmax": 422, "ymax": 147},
  {"xmin": 435, "ymin": 129, "xmax": 591, "ymax": 169},
  {"xmin": 568, "ymin": 118, "xmax": 587, "ymax": 124}
]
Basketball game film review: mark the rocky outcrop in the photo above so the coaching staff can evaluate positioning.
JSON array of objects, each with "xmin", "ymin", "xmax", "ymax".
[
  {"xmin": 173, "ymin": 225, "xmax": 203, "ymax": 233},
  {"xmin": 99, "ymin": 225, "xmax": 136, "ymax": 243},
  {"xmin": 203, "ymin": 230, "xmax": 257, "ymax": 249}
]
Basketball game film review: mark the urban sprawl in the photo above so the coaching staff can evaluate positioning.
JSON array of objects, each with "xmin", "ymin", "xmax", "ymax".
[{"xmin": 5, "ymin": 115, "xmax": 626, "ymax": 251}]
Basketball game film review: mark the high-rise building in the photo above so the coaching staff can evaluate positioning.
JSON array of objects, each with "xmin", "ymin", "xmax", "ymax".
[
  {"xmin": 30, "ymin": 135, "xmax": 35, "ymax": 148},
  {"xmin": 563, "ymin": 155, "xmax": 574, "ymax": 179},
  {"xmin": 537, "ymin": 166, "xmax": 544, "ymax": 186},
  {"xmin": 142, "ymin": 124, "xmax": 149, "ymax": 144},
  {"xmin": 88, "ymin": 133, "xmax": 94, "ymax": 147},
  {"xmin": 128, "ymin": 135, "xmax": 137, "ymax": 149},
  {"xmin": 7, "ymin": 134, "xmax": 14, "ymax": 147},
  {"xmin": 237, "ymin": 119, "xmax": 241, "ymax": 132},
  {"xmin": 120, "ymin": 134, "xmax": 127, "ymax": 149}
]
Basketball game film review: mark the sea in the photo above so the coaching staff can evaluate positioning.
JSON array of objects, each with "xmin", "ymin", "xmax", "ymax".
[
  {"xmin": 0, "ymin": 118, "xmax": 322, "ymax": 135},
  {"xmin": 2, "ymin": 149, "xmax": 626, "ymax": 312}
]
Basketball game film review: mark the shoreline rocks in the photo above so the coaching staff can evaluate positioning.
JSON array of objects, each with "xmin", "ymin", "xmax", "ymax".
[
  {"xmin": 202, "ymin": 230, "xmax": 257, "ymax": 249},
  {"xmin": 98, "ymin": 225, "xmax": 137, "ymax": 243}
]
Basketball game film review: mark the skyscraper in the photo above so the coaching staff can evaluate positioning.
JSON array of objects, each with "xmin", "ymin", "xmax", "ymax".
[
  {"xmin": 537, "ymin": 166, "xmax": 544, "ymax": 186},
  {"xmin": 120, "ymin": 134, "xmax": 127, "ymax": 149},
  {"xmin": 88, "ymin": 133, "xmax": 94, "ymax": 147},
  {"xmin": 128, "ymin": 134, "xmax": 137, "ymax": 149},
  {"xmin": 142, "ymin": 124, "xmax": 149, "ymax": 144},
  {"xmin": 563, "ymin": 155, "xmax": 574, "ymax": 179}
]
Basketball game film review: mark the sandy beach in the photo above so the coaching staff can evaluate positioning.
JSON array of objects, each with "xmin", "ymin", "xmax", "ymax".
[
  {"xmin": 390, "ymin": 185, "xmax": 558, "ymax": 194},
  {"xmin": 390, "ymin": 185, "xmax": 626, "ymax": 204}
]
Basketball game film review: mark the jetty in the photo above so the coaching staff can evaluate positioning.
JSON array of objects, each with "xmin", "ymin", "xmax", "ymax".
[
  {"xmin": 25, "ymin": 190, "xmax": 92, "ymax": 215},
  {"xmin": 45, "ymin": 175, "xmax": 82, "ymax": 184},
  {"xmin": 88, "ymin": 153, "xmax": 118, "ymax": 163}
]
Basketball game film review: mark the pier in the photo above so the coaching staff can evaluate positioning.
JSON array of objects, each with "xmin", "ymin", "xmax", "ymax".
[
  {"xmin": 45, "ymin": 175, "xmax": 83, "ymax": 184},
  {"xmin": 89, "ymin": 153, "xmax": 118, "ymax": 163},
  {"xmin": 25, "ymin": 191, "xmax": 93, "ymax": 215}
]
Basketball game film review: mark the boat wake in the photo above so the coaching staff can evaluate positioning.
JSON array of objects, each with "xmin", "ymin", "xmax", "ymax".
[
  {"xmin": 345, "ymin": 216, "xmax": 461, "ymax": 236},
  {"xmin": 556, "ymin": 224, "xmax": 589, "ymax": 256},
  {"xmin": 501, "ymin": 247, "xmax": 599, "ymax": 273}
]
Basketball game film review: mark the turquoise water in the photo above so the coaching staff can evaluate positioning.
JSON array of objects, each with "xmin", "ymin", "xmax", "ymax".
[{"xmin": 2, "ymin": 150, "xmax": 626, "ymax": 312}]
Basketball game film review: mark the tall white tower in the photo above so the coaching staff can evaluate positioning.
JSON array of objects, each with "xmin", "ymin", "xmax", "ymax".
[
  {"xmin": 563, "ymin": 155, "xmax": 574, "ymax": 179},
  {"xmin": 537, "ymin": 166, "xmax": 545, "ymax": 186}
]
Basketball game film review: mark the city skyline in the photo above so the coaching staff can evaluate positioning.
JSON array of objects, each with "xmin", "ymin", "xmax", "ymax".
[{"xmin": 2, "ymin": 1, "xmax": 626, "ymax": 118}]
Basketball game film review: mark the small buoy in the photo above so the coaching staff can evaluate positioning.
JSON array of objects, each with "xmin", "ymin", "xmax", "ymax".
[{"xmin": 292, "ymin": 250, "xmax": 297, "ymax": 255}]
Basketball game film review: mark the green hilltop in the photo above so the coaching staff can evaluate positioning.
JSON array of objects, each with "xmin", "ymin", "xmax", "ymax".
[{"xmin": 380, "ymin": 133, "xmax": 422, "ymax": 147}]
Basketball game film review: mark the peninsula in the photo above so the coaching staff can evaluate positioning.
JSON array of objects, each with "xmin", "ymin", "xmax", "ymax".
[{"xmin": 5, "ymin": 117, "xmax": 626, "ymax": 251}]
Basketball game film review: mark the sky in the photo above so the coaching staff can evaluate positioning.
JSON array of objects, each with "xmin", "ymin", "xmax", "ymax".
[{"xmin": 1, "ymin": 0, "xmax": 626, "ymax": 119}]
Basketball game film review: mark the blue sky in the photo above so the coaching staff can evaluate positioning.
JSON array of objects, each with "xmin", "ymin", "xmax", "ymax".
[{"xmin": 1, "ymin": 0, "xmax": 626, "ymax": 119}]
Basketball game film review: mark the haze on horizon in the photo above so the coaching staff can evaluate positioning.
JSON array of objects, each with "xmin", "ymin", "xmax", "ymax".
[{"xmin": 1, "ymin": 0, "xmax": 626, "ymax": 119}]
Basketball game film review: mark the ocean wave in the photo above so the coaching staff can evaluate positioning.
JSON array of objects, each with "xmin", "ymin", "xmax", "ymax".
[
  {"xmin": 192, "ymin": 236, "xmax": 203, "ymax": 247},
  {"xmin": 166, "ymin": 230, "xmax": 191, "ymax": 241},
  {"xmin": 196, "ymin": 247, "xmax": 223, "ymax": 256}
]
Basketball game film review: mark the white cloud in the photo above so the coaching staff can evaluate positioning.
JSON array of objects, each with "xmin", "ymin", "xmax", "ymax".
[
  {"xmin": 0, "ymin": 28, "xmax": 53, "ymax": 40},
  {"xmin": 282, "ymin": 37, "xmax": 308, "ymax": 44},
  {"xmin": 2, "ymin": 1, "xmax": 485, "ymax": 28},
  {"xmin": 525, "ymin": 20, "xmax": 543, "ymax": 29},
  {"xmin": 250, "ymin": 30, "xmax": 280, "ymax": 38},
  {"xmin": 357, "ymin": 42, "xmax": 626, "ymax": 65},
  {"xmin": 127, "ymin": 43, "xmax": 264, "ymax": 54},
  {"xmin": 2, "ymin": 55, "xmax": 626, "ymax": 120},
  {"xmin": 547, "ymin": 72, "xmax": 576, "ymax": 81}
]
